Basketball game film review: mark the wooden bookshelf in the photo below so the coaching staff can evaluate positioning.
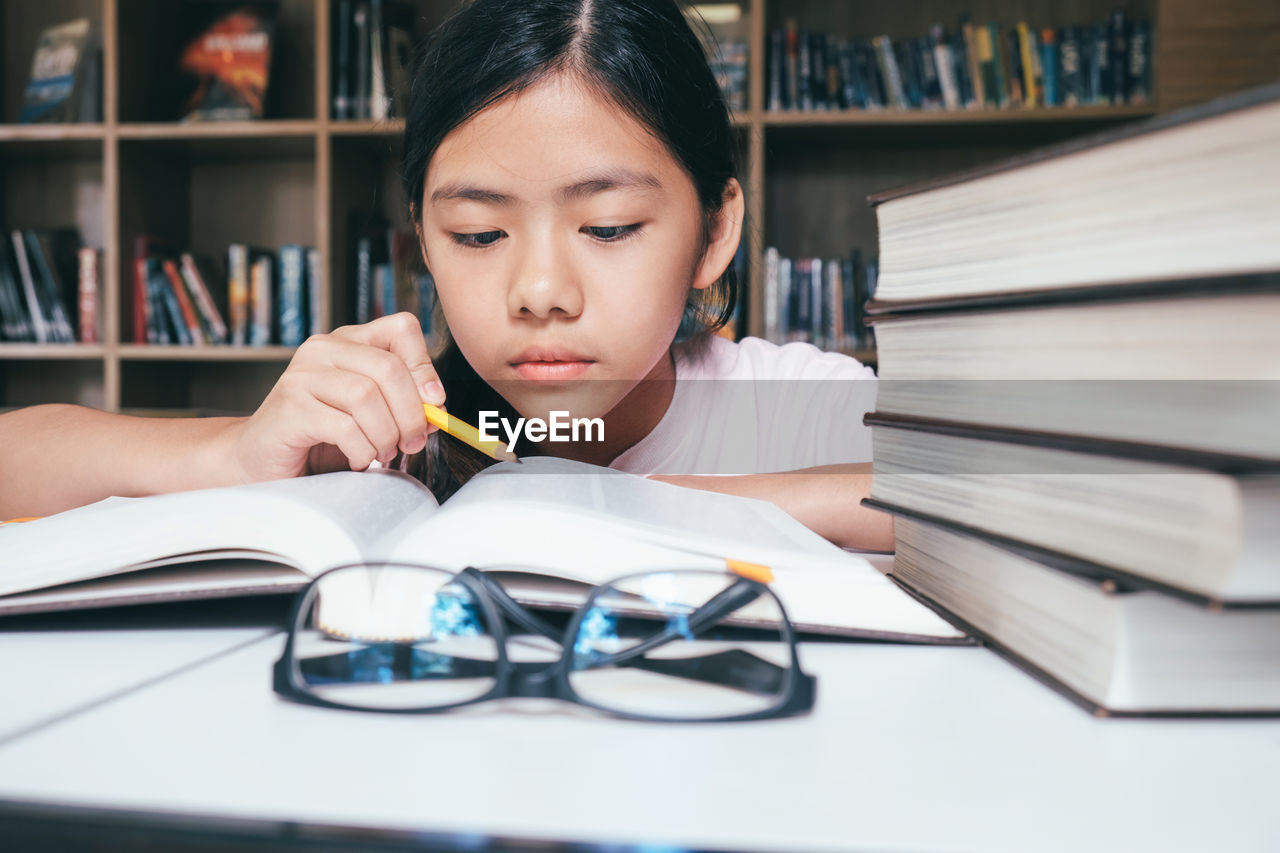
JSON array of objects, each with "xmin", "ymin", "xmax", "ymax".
[{"xmin": 1, "ymin": 0, "xmax": 1278, "ymax": 414}]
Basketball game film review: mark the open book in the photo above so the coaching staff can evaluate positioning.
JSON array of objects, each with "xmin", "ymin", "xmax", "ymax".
[{"xmin": 0, "ymin": 458, "xmax": 964, "ymax": 642}]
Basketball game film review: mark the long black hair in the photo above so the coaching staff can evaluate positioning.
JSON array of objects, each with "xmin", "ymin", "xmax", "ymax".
[{"xmin": 400, "ymin": 0, "xmax": 739, "ymax": 495}]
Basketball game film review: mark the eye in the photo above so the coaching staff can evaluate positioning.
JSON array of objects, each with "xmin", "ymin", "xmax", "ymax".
[
  {"xmin": 583, "ymin": 224, "xmax": 642, "ymax": 242},
  {"xmin": 451, "ymin": 230, "xmax": 504, "ymax": 248}
]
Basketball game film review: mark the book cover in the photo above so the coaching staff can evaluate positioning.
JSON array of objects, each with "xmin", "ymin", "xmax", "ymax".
[
  {"xmin": 18, "ymin": 19, "xmax": 92, "ymax": 124},
  {"xmin": 178, "ymin": 5, "xmax": 276, "ymax": 121}
]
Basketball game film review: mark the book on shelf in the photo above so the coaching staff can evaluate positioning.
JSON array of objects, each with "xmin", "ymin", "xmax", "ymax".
[
  {"xmin": 249, "ymin": 250, "xmax": 275, "ymax": 346},
  {"xmin": 882, "ymin": 513, "xmax": 1280, "ymax": 716},
  {"xmin": 332, "ymin": 0, "xmax": 414, "ymax": 120},
  {"xmin": 764, "ymin": 14, "xmax": 1152, "ymax": 114},
  {"xmin": 684, "ymin": 2, "xmax": 748, "ymax": 112},
  {"xmin": 351, "ymin": 217, "xmax": 435, "ymax": 339},
  {"xmin": 859, "ymin": 78, "xmax": 1280, "ymax": 715},
  {"xmin": 17, "ymin": 18, "xmax": 100, "ymax": 124},
  {"xmin": 0, "ymin": 228, "xmax": 93, "ymax": 345},
  {"xmin": 762, "ymin": 246, "xmax": 875, "ymax": 353},
  {"xmin": 178, "ymin": 4, "xmax": 276, "ymax": 121},
  {"xmin": 0, "ymin": 457, "xmax": 966, "ymax": 646}
]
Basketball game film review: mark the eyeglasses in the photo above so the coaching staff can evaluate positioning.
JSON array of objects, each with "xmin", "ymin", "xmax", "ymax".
[{"xmin": 272, "ymin": 563, "xmax": 817, "ymax": 722}]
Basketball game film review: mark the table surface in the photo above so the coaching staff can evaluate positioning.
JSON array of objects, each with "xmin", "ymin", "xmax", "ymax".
[{"xmin": 0, "ymin": 615, "xmax": 1277, "ymax": 853}]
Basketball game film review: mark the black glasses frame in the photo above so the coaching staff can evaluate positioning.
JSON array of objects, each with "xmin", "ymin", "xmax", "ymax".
[{"xmin": 272, "ymin": 563, "xmax": 817, "ymax": 722}]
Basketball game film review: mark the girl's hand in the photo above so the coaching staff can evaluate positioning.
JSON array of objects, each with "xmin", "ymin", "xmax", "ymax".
[{"xmin": 227, "ymin": 313, "xmax": 447, "ymax": 482}]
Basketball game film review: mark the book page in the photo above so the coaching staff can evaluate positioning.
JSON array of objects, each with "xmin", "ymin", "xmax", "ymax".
[
  {"xmin": 385, "ymin": 458, "xmax": 963, "ymax": 639},
  {"xmin": 0, "ymin": 469, "xmax": 437, "ymax": 599}
]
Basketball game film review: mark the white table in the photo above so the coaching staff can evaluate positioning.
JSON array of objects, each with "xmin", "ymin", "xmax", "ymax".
[{"xmin": 0, "ymin": 624, "xmax": 1277, "ymax": 852}]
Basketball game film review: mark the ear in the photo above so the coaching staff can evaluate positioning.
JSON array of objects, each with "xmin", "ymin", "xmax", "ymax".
[{"xmin": 691, "ymin": 178, "xmax": 745, "ymax": 291}]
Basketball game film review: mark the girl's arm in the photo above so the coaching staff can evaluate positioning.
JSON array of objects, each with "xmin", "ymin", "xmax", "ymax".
[
  {"xmin": 649, "ymin": 463, "xmax": 894, "ymax": 551},
  {"xmin": 0, "ymin": 313, "xmax": 444, "ymax": 520},
  {"xmin": 0, "ymin": 405, "xmax": 245, "ymax": 519}
]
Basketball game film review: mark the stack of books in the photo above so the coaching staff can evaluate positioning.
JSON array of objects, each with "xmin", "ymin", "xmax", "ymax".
[
  {"xmin": 0, "ymin": 229, "xmax": 99, "ymax": 344},
  {"xmin": 862, "ymin": 81, "xmax": 1280, "ymax": 716}
]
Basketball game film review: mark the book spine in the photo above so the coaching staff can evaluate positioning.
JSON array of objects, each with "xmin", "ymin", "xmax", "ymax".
[
  {"xmin": 961, "ymin": 21, "xmax": 985, "ymax": 107},
  {"xmin": 810, "ymin": 258, "xmax": 824, "ymax": 346},
  {"xmin": 0, "ymin": 240, "xmax": 33, "ymax": 341},
  {"xmin": 23, "ymin": 231, "xmax": 75, "ymax": 342},
  {"xmin": 334, "ymin": 0, "xmax": 352, "ymax": 119},
  {"xmin": 764, "ymin": 246, "xmax": 779, "ymax": 342},
  {"xmin": 873, "ymin": 36, "xmax": 907, "ymax": 108},
  {"xmin": 355, "ymin": 235, "xmax": 372, "ymax": 324},
  {"xmin": 1109, "ymin": 8, "xmax": 1129, "ymax": 105},
  {"xmin": 785, "ymin": 19, "xmax": 799, "ymax": 110},
  {"xmin": 179, "ymin": 253, "xmax": 229, "ymax": 343},
  {"xmin": 377, "ymin": 262, "xmax": 395, "ymax": 318},
  {"xmin": 797, "ymin": 28, "xmax": 812, "ymax": 111},
  {"xmin": 991, "ymin": 23, "xmax": 1013, "ymax": 108},
  {"xmin": 146, "ymin": 259, "xmax": 180, "ymax": 345},
  {"xmin": 250, "ymin": 255, "xmax": 273, "ymax": 345},
  {"xmin": 1016, "ymin": 23, "xmax": 1038, "ymax": 107},
  {"xmin": 162, "ymin": 258, "xmax": 204, "ymax": 344},
  {"xmin": 354, "ymin": 1, "xmax": 370, "ymax": 119},
  {"xmin": 228, "ymin": 244, "xmax": 250, "ymax": 345},
  {"xmin": 825, "ymin": 258, "xmax": 841, "ymax": 347},
  {"xmin": 278, "ymin": 244, "xmax": 306, "ymax": 346},
  {"xmin": 1089, "ymin": 21, "xmax": 1111, "ymax": 105},
  {"xmin": 855, "ymin": 40, "xmax": 884, "ymax": 108},
  {"xmin": 777, "ymin": 256, "xmax": 791, "ymax": 339},
  {"xmin": 10, "ymin": 231, "xmax": 49, "ymax": 343},
  {"xmin": 918, "ymin": 35, "xmax": 943, "ymax": 109},
  {"xmin": 768, "ymin": 29, "xmax": 784, "ymax": 111},
  {"xmin": 306, "ymin": 247, "xmax": 322, "ymax": 338},
  {"xmin": 77, "ymin": 247, "xmax": 97, "ymax": 343},
  {"xmin": 1004, "ymin": 28, "xmax": 1024, "ymax": 107},
  {"xmin": 1127, "ymin": 20, "xmax": 1151, "ymax": 105},
  {"xmin": 1060, "ymin": 26, "xmax": 1084, "ymax": 106},
  {"xmin": 931, "ymin": 26, "xmax": 960, "ymax": 110},
  {"xmin": 369, "ymin": 0, "xmax": 388, "ymax": 121},
  {"xmin": 974, "ymin": 26, "xmax": 995, "ymax": 108},
  {"xmin": 1041, "ymin": 28, "xmax": 1059, "ymax": 107}
]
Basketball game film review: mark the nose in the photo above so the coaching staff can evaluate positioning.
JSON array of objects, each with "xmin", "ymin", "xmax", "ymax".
[{"xmin": 507, "ymin": 230, "xmax": 584, "ymax": 320}]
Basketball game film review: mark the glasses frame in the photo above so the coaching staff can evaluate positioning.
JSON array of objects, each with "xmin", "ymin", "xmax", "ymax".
[{"xmin": 272, "ymin": 563, "xmax": 817, "ymax": 723}]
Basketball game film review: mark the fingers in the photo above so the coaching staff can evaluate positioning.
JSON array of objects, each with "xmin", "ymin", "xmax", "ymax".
[
  {"xmin": 308, "ymin": 368, "xmax": 406, "ymax": 466},
  {"xmin": 331, "ymin": 313, "xmax": 445, "ymax": 406},
  {"xmin": 297, "ymin": 314, "xmax": 440, "ymax": 456}
]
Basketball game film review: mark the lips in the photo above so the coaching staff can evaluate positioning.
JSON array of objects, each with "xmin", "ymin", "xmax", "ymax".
[{"xmin": 508, "ymin": 346, "xmax": 596, "ymax": 381}]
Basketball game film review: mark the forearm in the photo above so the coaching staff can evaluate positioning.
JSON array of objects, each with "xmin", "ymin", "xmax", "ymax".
[
  {"xmin": 651, "ymin": 463, "xmax": 894, "ymax": 551},
  {"xmin": 0, "ymin": 404, "xmax": 247, "ymax": 518}
]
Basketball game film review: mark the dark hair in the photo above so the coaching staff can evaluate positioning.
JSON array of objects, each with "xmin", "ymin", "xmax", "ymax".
[{"xmin": 400, "ymin": 0, "xmax": 739, "ymax": 495}]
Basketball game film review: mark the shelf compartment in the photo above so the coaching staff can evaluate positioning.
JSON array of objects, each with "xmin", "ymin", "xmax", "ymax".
[
  {"xmin": 0, "ymin": 358, "xmax": 104, "ymax": 409},
  {"xmin": 119, "ymin": 358, "xmax": 287, "ymax": 415},
  {"xmin": 117, "ymin": 0, "xmax": 316, "ymax": 123}
]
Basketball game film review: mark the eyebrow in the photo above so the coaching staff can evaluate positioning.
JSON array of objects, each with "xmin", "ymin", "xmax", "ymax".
[{"xmin": 429, "ymin": 168, "xmax": 663, "ymax": 206}]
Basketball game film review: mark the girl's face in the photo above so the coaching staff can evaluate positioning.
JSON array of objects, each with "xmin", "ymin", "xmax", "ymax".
[{"xmin": 419, "ymin": 72, "xmax": 742, "ymax": 433}]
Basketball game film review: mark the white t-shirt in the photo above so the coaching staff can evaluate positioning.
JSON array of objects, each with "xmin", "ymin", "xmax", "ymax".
[{"xmin": 609, "ymin": 335, "xmax": 877, "ymax": 476}]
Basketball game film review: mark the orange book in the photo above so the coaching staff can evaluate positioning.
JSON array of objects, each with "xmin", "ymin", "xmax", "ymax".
[{"xmin": 162, "ymin": 258, "xmax": 205, "ymax": 344}]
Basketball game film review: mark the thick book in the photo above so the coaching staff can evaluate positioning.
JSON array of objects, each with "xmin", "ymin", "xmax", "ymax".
[
  {"xmin": 883, "ymin": 514, "xmax": 1280, "ymax": 716},
  {"xmin": 865, "ymin": 414, "xmax": 1280, "ymax": 604},
  {"xmin": 0, "ymin": 458, "xmax": 965, "ymax": 644},
  {"xmin": 18, "ymin": 19, "xmax": 93, "ymax": 124},
  {"xmin": 869, "ymin": 282, "xmax": 1280, "ymax": 461},
  {"xmin": 866, "ymin": 80, "xmax": 1280, "ymax": 309}
]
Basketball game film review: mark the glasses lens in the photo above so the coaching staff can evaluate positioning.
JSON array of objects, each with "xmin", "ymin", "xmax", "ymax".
[
  {"xmin": 566, "ymin": 570, "xmax": 794, "ymax": 720},
  {"xmin": 289, "ymin": 564, "xmax": 500, "ymax": 710}
]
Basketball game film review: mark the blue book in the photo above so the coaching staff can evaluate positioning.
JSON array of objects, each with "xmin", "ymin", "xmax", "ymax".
[{"xmin": 278, "ymin": 244, "xmax": 306, "ymax": 346}]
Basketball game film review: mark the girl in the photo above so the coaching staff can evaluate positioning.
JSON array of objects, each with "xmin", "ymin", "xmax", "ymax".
[{"xmin": 0, "ymin": 0, "xmax": 891, "ymax": 551}]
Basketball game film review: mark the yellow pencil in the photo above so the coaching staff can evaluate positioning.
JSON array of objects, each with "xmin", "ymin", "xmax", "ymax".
[{"xmin": 422, "ymin": 403, "xmax": 520, "ymax": 464}]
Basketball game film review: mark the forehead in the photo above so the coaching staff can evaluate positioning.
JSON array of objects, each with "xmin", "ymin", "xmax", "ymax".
[{"xmin": 425, "ymin": 73, "xmax": 686, "ymax": 200}]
